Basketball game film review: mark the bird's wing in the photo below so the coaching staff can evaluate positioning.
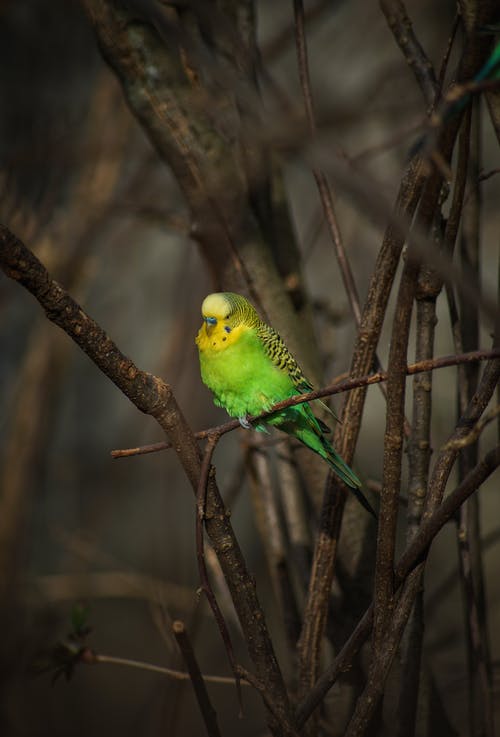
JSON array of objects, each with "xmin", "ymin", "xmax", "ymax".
[
  {"xmin": 256, "ymin": 322, "xmax": 339, "ymax": 424},
  {"xmin": 256, "ymin": 322, "xmax": 313, "ymax": 392}
]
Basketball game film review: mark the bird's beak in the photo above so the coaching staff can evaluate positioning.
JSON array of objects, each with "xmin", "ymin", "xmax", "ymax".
[{"xmin": 203, "ymin": 318, "xmax": 215, "ymax": 336}]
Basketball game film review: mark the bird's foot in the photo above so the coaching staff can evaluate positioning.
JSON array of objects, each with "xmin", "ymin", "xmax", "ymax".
[{"xmin": 238, "ymin": 415, "xmax": 252, "ymax": 430}]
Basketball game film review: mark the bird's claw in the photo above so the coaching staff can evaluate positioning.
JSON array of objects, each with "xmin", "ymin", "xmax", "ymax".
[{"xmin": 238, "ymin": 415, "xmax": 252, "ymax": 430}]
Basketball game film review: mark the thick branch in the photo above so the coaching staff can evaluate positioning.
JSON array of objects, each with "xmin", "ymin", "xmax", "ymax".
[
  {"xmin": 0, "ymin": 224, "xmax": 293, "ymax": 734},
  {"xmin": 82, "ymin": 0, "xmax": 321, "ymax": 386}
]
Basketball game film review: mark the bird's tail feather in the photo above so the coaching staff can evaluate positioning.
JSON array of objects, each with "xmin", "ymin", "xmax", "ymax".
[
  {"xmin": 324, "ymin": 445, "xmax": 377, "ymax": 519},
  {"xmin": 325, "ymin": 449, "xmax": 361, "ymax": 489},
  {"xmin": 348, "ymin": 486, "xmax": 377, "ymax": 519},
  {"xmin": 269, "ymin": 407, "xmax": 377, "ymax": 518}
]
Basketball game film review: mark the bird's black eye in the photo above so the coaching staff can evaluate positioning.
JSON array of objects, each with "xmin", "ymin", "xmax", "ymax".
[
  {"xmin": 224, "ymin": 325, "xmax": 231, "ymax": 333},
  {"xmin": 205, "ymin": 317, "xmax": 217, "ymax": 325}
]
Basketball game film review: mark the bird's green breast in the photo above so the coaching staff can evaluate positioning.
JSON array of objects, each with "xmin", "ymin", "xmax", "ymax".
[{"xmin": 198, "ymin": 326, "xmax": 295, "ymax": 418}]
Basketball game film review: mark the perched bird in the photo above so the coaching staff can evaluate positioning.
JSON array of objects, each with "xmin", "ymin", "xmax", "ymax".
[{"xmin": 196, "ymin": 292, "xmax": 375, "ymax": 517}]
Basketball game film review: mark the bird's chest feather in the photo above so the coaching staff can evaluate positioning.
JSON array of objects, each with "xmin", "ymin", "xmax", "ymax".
[{"xmin": 196, "ymin": 325, "xmax": 293, "ymax": 416}]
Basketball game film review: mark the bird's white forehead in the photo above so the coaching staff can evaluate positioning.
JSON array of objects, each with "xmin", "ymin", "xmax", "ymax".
[{"xmin": 201, "ymin": 293, "xmax": 231, "ymax": 318}]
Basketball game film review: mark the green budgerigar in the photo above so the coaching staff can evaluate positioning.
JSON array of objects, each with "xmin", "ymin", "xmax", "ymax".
[{"xmin": 196, "ymin": 292, "xmax": 375, "ymax": 517}]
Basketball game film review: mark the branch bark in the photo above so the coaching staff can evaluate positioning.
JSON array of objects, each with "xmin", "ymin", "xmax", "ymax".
[
  {"xmin": 0, "ymin": 224, "xmax": 295, "ymax": 735},
  {"xmin": 296, "ymin": 153, "xmax": 426, "ymax": 703},
  {"xmin": 380, "ymin": 0, "xmax": 438, "ymax": 107},
  {"xmin": 172, "ymin": 620, "xmax": 222, "ymax": 737},
  {"xmin": 296, "ymin": 443, "xmax": 500, "ymax": 729}
]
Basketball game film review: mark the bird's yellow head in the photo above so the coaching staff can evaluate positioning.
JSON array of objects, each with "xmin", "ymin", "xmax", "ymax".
[
  {"xmin": 201, "ymin": 293, "xmax": 233, "ymax": 328},
  {"xmin": 196, "ymin": 292, "xmax": 259, "ymax": 351}
]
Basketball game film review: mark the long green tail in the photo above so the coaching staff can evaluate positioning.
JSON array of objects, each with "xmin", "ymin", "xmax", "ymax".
[
  {"xmin": 268, "ymin": 406, "xmax": 377, "ymax": 518},
  {"xmin": 321, "ymin": 440, "xmax": 377, "ymax": 519}
]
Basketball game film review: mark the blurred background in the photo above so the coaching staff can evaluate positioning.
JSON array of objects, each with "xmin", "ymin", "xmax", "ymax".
[{"xmin": 0, "ymin": 1, "xmax": 499, "ymax": 735}]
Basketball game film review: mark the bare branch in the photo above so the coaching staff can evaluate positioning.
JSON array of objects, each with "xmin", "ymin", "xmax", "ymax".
[
  {"xmin": 246, "ymin": 440, "xmax": 302, "ymax": 650},
  {"xmin": 111, "ymin": 349, "xmax": 500, "ymax": 459},
  {"xmin": 380, "ymin": 0, "xmax": 438, "ymax": 107},
  {"xmin": 297, "ymin": 444, "xmax": 500, "ymax": 728},
  {"xmin": 397, "ymin": 445, "xmax": 500, "ymax": 579},
  {"xmin": 344, "ymin": 567, "xmax": 424, "ymax": 737},
  {"xmin": 372, "ymin": 250, "xmax": 418, "ymax": 651},
  {"xmin": 172, "ymin": 619, "xmax": 222, "ymax": 737},
  {"xmin": 0, "ymin": 224, "xmax": 293, "ymax": 733},
  {"xmin": 195, "ymin": 433, "xmax": 241, "ymax": 706},
  {"xmin": 445, "ymin": 404, "xmax": 500, "ymax": 452},
  {"xmin": 293, "ymin": 0, "xmax": 394, "ymax": 432},
  {"xmin": 85, "ymin": 649, "xmax": 251, "ymax": 686}
]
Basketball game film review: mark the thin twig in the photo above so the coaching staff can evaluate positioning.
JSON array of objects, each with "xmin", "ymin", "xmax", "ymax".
[
  {"xmin": 393, "ymin": 52, "xmax": 464, "ymax": 725},
  {"xmin": 262, "ymin": 0, "xmax": 330, "ymax": 63},
  {"xmin": 477, "ymin": 167, "xmax": 500, "ymax": 184},
  {"xmin": 446, "ymin": 406, "xmax": 500, "ymax": 452},
  {"xmin": 111, "ymin": 349, "xmax": 500, "ymax": 458},
  {"xmin": 275, "ymin": 443, "xmax": 312, "ymax": 594},
  {"xmin": 314, "ymin": 146, "xmax": 497, "ymax": 321},
  {"xmin": 296, "ymin": 444, "xmax": 500, "ymax": 728},
  {"xmin": 296, "ymin": 154, "xmax": 425, "ymax": 717},
  {"xmin": 293, "ymin": 0, "xmax": 394, "ymax": 429},
  {"xmin": 372, "ymin": 239, "xmax": 419, "ymax": 651},
  {"xmin": 364, "ymin": 91, "xmax": 467, "ymax": 692},
  {"xmin": 344, "ymin": 567, "xmax": 424, "ymax": 737},
  {"xmin": 380, "ymin": 0, "xmax": 438, "ymax": 107},
  {"xmin": 297, "ymin": 468, "xmax": 345, "ymax": 702},
  {"xmin": 396, "ymin": 260, "xmax": 440, "ymax": 736},
  {"xmin": 425, "ymin": 359, "xmax": 500, "ymax": 521},
  {"xmin": 397, "ymin": 445, "xmax": 500, "ymax": 580},
  {"xmin": 172, "ymin": 619, "xmax": 222, "ymax": 737},
  {"xmin": 397, "ymin": 61, "xmax": 469, "ymax": 737},
  {"xmin": 298, "ymin": 325, "xmax": 500, "ymax": 728},
  {"xmin": 293, "ymin": 0, "xmax": 359, "ymax": 318},
  {"xmin": 455, "ymin": 96, "xmax": 494, "ymax": 737},
  {"xmin": 246, "ymin": 440, "xmax": 301, "ymax": 650},
  {"xmin": 436, "ymin": 13, "xmax": 459, "ymax": 96},
  {"xmin": 235, "ymin": 666, "xmax": 302, "ymax": 737},
  {"xmin": 352, "ymin": 119, "xmax": 425, "ymax": 162},
  {"xmin": 87, "ymin": 650, "xmax": 250, "ymax": 686},
  {"xmin": 415, "ymin": 78, "xmax": 500, "ymax": 162}
]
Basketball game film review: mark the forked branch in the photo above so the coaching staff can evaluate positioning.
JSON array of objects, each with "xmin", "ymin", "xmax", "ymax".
[{"xmin": 0, "ymin": 224, "xmax": 294, "ymax": 736}]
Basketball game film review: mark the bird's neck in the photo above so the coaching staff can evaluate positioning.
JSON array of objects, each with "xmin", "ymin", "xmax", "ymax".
[{"xmin": 196, "ymin": 322, "xmax": 249, "ymax": 354}]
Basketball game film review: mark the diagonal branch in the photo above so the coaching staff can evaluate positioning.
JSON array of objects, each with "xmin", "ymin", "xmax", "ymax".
[
  {"xmin": 294, "ymin": 152, "xmax": 426, "ymax": 716},
  {"xmin": 195, "ymin": 432, "xmax": 241, "ymax": 705},
  {"xmin": 293, "ymin": 0, "xmax": 394, "ymax": 416},
  {"xmin": 110, "ymin": 349, "xmax": 500, "ymax": 459},
  {"xmin": 171, "ymin": 619, "xmax": 222, "ymax": 737},
  {"xmin": 372, "ymin": 248, "xmax": 418, "ymax": 652},
  {"xmin": 380, "ymin": 0, "xmax": 438, "ymax": 107},
  {"xmin": 297, "ymin": 311, "xmax": 500, "ymax": 727},
  {"xmin": 344, "ymin": 567, "xmax": 424, "ymax": 737},
  {"xmin": 0, "ymin": 224, "xmax": 294, "ymax": 735},
  {"xmin": 296, "ymin": 443, "xmax": 500, "ymax": 728}
]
